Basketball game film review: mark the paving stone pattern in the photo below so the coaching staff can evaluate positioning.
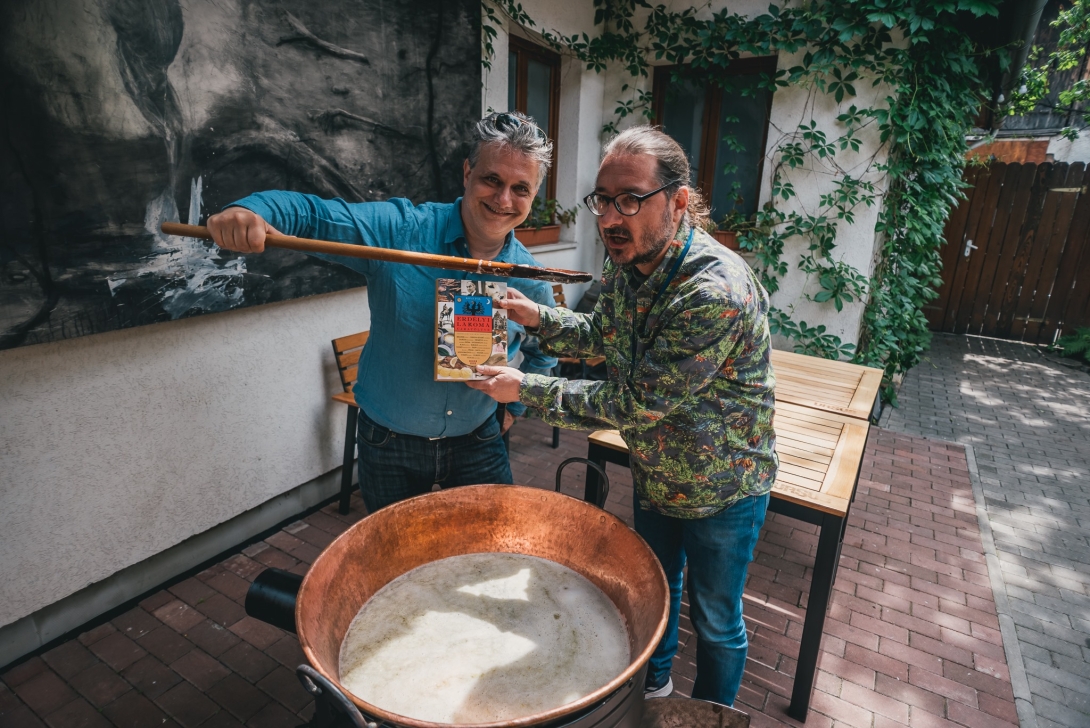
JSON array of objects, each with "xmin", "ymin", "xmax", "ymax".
[
  {"xmin": 2, "ymin": 417, "xmax": 1017, "ymax": 727},
  {"xmin": 883, "ymin": 334, "xmax": 1090, "ymax": 728}
]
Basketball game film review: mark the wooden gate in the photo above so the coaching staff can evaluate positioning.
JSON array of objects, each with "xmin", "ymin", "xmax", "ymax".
[{"xmin": 927, "ymin": 161, "xmax": 1090, "ymax": 345}]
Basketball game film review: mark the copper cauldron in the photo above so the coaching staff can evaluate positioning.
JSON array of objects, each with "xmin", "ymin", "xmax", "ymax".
[{"xmin": 295, "ymin": 484, "xmax": 670, "ymax": 728}]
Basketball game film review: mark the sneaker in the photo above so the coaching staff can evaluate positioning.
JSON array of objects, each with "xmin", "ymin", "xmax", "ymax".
[{"xmin": 644, "ymin": 675, "xmax": 673, "ymax": 698}]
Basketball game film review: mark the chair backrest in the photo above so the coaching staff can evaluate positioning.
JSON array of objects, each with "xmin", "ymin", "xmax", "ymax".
[
  {"xmin": 552, "ymin": 284, "xmax": 567, "ymax": 309},
  {"xmin": 331, "ymin": 331, "xmax": 370, "ymax": 392}
]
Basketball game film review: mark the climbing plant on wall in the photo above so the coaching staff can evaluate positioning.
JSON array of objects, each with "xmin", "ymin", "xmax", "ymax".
[{"xmin": 483, "ymin": 0, "xmax": 1003, "ymax": 401}]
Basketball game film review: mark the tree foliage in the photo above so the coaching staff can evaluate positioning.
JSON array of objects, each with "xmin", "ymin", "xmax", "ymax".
[{"xmin": 1010, "ymin": 0, "xmax": 1090, "ymax": 140}]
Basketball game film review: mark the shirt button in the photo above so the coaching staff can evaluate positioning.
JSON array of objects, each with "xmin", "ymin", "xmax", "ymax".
[{"xmin": 446, "ymin": 410, "xmax": 453, "ymax": 415}]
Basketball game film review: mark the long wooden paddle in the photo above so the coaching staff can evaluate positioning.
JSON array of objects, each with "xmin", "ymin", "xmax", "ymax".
[{"xmin": 160, "ymin": 222, "xmax": 592, "ymax": 284}]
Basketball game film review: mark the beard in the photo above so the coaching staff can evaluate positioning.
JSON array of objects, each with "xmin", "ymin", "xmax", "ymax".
[{"xmin": 601, "ymin": 204, "xmax": 676, "ymax": 268}]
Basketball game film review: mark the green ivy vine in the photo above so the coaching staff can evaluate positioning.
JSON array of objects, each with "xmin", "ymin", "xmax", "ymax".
[{"xmin": 483, "ymin": 0, "xmax": 1002, "ymax": 402}]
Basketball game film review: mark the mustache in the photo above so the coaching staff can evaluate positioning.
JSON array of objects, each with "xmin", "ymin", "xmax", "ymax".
[{"xmin": 602, "ymin": 226, "xmax": 631, "ymax": 240}]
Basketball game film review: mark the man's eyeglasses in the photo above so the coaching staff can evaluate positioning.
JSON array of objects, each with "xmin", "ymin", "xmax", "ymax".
[
  {"xmin": 492, "ymin": 112, "xmax": 547, "ymax": 142},
  {"xmin": 583, "ymin": 180, "xmax": 684, "ymax": 217}
]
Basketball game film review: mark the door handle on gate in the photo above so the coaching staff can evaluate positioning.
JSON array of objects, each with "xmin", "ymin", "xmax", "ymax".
[{"xmin": 963, "ymin": 239, "xmax": 978, "ymax": 257}]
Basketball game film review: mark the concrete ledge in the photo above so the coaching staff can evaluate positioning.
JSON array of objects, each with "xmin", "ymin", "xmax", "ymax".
[
  {"xmin": 523, "ymin": 240, "xmax": 579, "ymax": 254},
  {"xmin": 0, "ymin": 466, "xmax": 349, "ymax": 669},
  {"xmin": 963, "ymin": 444, "xmax": 1039, "ymax": 728}
]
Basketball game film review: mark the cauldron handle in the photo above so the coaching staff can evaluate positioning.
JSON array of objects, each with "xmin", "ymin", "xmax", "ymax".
[
  {"xmin": 296, "ymin": 665, "xmax": 377, "ymax": 728},
  {"xmin": 556, "ymin": 457, "xmax": 610, "ymax": 509}
]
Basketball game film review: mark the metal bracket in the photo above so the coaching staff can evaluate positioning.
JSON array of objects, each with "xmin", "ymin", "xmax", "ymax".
[{"xmin": 297, "ymin": 665, "xmax": 377, "ymax": 728}]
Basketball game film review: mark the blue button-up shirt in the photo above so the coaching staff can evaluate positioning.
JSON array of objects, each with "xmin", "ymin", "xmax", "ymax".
[{"xmin": 231, "ymin": 192, "xmax": 557, "ymax": 437}]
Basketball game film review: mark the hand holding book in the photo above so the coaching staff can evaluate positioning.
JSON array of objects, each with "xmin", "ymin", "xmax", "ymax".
[
  {"xmin": 465, "ymin": 365, "xmax": 525, "ymax": 403},
  {"xmin": 496, "ymin": 288, "xmax": 541, "ymax": 330}
]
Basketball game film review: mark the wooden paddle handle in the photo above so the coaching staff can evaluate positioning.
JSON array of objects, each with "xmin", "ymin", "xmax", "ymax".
[
  {"xmin": 161, "ymin": 222, "xmax": 524, "ymax": 274},
  {"xmin": 159, "ymin": 222, "xmax": 592, "ymax": 283}
]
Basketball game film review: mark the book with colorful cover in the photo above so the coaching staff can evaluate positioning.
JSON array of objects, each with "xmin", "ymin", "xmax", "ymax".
[{"xmin": 435, "ymin": 279, "xmax": 507, "ymax": 381}]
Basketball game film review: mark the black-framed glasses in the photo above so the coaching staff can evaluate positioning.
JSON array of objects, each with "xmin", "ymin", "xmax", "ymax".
[
  {"xmin": 491, "ymin": 112, "xmax": 547, "ymax": 141},
  {"xmin": 583, "ymin": 180, "xmax": 684, "ymax": 217}
]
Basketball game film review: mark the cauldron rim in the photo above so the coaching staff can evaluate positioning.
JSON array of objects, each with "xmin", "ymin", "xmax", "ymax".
[{"xmin": 296, "ymin": 484, "xmax": 670, "ymax": 728}]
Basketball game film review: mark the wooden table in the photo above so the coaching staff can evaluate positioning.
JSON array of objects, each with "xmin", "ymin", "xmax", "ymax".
[
  {"xmin": 584, "ymin": 352, "xmax": 881, "ymax": 722},
  {"xmin": 771, "ymin": 349, "xmax": 884, "ymax": 421}
]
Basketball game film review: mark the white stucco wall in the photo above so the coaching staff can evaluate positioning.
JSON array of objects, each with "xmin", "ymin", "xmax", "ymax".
[
  {"xmin": 0, "ymin": 288, "xmax": 370, "ymax": 628},
  {"xmin": 757, "ymin": 55, "xmax": 890, "ymax": 344}
]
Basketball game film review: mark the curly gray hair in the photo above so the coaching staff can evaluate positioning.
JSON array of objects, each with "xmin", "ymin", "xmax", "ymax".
[{"xmin": 468, "ymin": 111, "xmax": 554, "ymax": 186}]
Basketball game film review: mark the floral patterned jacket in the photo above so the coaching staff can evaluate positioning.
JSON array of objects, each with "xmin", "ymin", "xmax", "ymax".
[{"xmin": 519, "ymin": 226, "xmax": 777, "ymax": 518}]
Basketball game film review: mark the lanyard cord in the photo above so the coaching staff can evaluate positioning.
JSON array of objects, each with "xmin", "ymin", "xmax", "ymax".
[{"xmin": 629, "ymin": 227, "xmax": 694, "ymax": 376}]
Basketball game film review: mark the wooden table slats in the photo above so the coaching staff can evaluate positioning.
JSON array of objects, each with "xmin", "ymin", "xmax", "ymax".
[
  {"xmin": 770, "ymin": 349, "xmax": 884, "ymax": 420},
  {"xmin": 585, "ymin": 401, "xmax": 868, "ymax": 517}
]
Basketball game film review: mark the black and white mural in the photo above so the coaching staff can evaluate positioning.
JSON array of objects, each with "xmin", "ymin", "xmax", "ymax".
[{"xmin": 0, "ymin": 0, "xmax": 480, "ymax": 349}]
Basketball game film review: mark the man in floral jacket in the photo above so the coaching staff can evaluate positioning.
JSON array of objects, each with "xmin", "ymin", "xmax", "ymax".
[{"xmin": 469, "ymin": 126, "xmax": 777, "ymax": 706}]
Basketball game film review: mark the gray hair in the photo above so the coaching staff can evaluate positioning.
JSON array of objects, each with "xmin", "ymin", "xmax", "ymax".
[
  {"xmin": 602, "ymin": 125, "xmax": 710, "ymax": 228},
  {"xmin": 468, "ymin": 111, "xmax": 554, "ymax": 185}
]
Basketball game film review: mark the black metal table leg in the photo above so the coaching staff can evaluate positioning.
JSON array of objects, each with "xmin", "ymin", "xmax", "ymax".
[
  {"xmin": 585, "ymin": 443, "xmax": 609, "ymax": 507},
  {"xmin": 338, "ymin": 406, "xmax": 359, "ymax": 515},
  {"xmin": 787, "ymin": 511, "xmax": 848, "ymax": 722},
  {"xmin": 584, "ymin": 441, "xmax": 630, "ymax": 507}
]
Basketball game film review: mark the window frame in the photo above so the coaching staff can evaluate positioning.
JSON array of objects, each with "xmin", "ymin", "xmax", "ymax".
[
  {"xmin": 651, "ymin": 56, "xmax": 778, "ymax": 220},
  {"xmin": 508, "ymin": 35, "xmax": 561, "ymax": 201}
]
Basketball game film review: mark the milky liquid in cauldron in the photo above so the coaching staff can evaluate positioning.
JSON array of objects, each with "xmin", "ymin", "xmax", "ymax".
[{"xmin": 338, "ymin": 553, "xmax": 630, "ymax": 724}]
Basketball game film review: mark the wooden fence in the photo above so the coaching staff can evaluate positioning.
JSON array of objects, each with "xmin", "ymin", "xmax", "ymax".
[{"xmin": 927, "ymin": 161, "xmax": 1090, "ymax": 345}]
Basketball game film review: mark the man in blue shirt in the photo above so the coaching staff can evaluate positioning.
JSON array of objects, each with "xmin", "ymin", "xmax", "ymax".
[{"xmin": 205, "ymin": 112, "xmax": 557, "ymax": 512}]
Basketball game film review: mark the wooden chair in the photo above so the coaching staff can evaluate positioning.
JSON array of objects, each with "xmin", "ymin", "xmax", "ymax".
[
  {"xmin": 331, "ymin": 330, "xmax": 370, "ymax": 514},
  {"xmin": 547, "ymin": 285, "xmax": 607, "ymax": 448}
]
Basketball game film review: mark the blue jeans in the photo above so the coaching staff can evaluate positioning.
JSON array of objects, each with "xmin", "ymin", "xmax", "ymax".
[
  {"xmin": 635, "ymin": 492, "xmax": 770, "ymax": 706},
  {"xmin": 356, "ymin": 409, "xmax": 513, "ymax": 513}
]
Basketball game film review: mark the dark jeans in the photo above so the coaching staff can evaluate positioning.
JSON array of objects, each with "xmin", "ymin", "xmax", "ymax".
[
  {"xmin": 356, "ymin": 409, "xmax": 513, "ymax": 513},
  {"xmin": 634, "ymin": 492, "xmax": 770, "ymax": 706}
]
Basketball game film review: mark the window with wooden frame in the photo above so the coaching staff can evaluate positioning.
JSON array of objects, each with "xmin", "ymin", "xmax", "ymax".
[
  {"xmin": 507, "ymin": 36, "xmax": 560, "ymax": 202},
  {"xmin": 651, "ymin": 57, "xmax": 777, "ymax": 223}
]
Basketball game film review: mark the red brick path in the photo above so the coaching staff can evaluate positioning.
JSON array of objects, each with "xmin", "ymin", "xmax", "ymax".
[{"xmin": 1, "ymin": 421, "xmax": 1018, "ymax": 727}]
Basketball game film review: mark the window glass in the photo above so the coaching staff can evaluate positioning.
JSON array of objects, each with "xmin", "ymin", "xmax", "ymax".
[
  {"xmin": 507, "ymin": 51, "xmax": 518, "ymax": 112},
  {"xmin": 660, "ymin": 79, "xmax": 705, "ymax": 185},
  {"xmin": 508, "ymin": 39, "xmax": 561, "ymax": 203},
  {"xmin": 709, "ymin": 76, "xmax": 770, "ymax": 219},
  {"xmin": 526, "ymin": 58, "xmax": 553, "ymax": 201}
]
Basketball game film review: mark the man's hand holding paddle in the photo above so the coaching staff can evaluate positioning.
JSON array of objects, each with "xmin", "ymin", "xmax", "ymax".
[{"xmin": 206, "ymin": 208, "xmax": 283, "ymax": 254}]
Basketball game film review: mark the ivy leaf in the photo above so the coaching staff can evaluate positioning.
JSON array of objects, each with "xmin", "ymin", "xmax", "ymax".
[
  {"xmin": 957, "ymin": 0, "xmax": 1000, "ymax": 18},
  {"xmin": 867, "ymin": 12, "xmax": 898, "ymax": 29}
]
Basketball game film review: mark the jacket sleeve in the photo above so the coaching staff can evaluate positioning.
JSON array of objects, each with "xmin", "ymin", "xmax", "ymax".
[
  {"xmin": 519, "ymin": 292, "xmax": 748, "ymax": 430},
  {"xmin": 533, "ymin": 299, "xmax": 606, "ymax": 360},
  {"xmin": 508, "ymin": 279, "xmax": 558, "ymax": 372},
  {"xmin": 227, "ymin": 191, "xmax": 412, "ymax": 277}
]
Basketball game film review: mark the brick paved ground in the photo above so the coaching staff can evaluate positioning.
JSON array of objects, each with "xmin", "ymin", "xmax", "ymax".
[
  {"xmin": 882, "ymin": 334, "xmax": 1090, "ymax": 728},
  {"xmin": 1, "ymin": 417, "xmax": 1018, "ymax": 727}
]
